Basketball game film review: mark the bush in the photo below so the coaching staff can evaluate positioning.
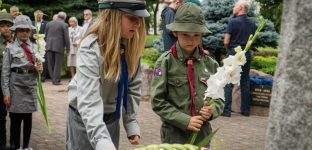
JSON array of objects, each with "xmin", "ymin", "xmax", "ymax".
[
  {"xmin": 251, "ymin": 56, "xmax": 277, "ymax": 75},
  {"xmin": 141, "ymin": 48, "xmax": 160, "ymax": 68},
  {"xmin": 253, "ymin": 51, "xmax": 278, "ymax": 57}
]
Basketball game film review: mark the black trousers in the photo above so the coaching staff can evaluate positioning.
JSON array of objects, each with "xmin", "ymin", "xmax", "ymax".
[
  {"xmin": 0, "ymin": 80, "xmax": 14, "ymax": 146},
  {"xmin": 9, "ymin": 113, "xmax": 32, "ymax": 149}
]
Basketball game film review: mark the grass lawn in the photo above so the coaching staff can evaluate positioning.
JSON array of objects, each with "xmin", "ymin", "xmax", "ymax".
[{"xmin": 145, "ymin": 35, "xmax": 159, "ymax": 45}]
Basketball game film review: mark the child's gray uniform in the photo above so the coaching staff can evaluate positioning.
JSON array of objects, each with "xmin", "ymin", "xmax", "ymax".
[
  {"xmin": 1, "ymin": 39, "xmax": 38, "ymax": 113},
  {"xmin": 66, "ymin": 34, "xmax": 142, "ymax": 150}
]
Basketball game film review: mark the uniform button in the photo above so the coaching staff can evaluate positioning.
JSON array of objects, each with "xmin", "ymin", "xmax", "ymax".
[
  {"xmin": 194, "ymin": 92, "xmax": 197, "ymax": 95},
  {"xmin": 176, "ymin": 80, "xmax": 179, "ymax": 84}
]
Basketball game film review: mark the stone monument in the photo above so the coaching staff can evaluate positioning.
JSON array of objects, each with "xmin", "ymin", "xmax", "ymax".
[{"xmin": 265, "ymin": 1, "xmax": 312, "ymax": 149}]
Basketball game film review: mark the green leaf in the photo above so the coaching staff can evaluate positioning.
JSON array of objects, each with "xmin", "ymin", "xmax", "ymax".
[
  {"xmin": 36, "ymin": 74, "xmax": 50, "ymax": 133},
  {"xmin": 188, "ymin": 131, "xmax": 198, "ymax": 145},
  {"xmin": 196, "ymin": 128, "xmax": 219, "ymax": 148}
]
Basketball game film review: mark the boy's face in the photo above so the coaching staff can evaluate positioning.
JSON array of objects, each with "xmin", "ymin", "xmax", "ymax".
[
  {"xmin": 173, "ymin": 31, "xmax": 202, "ymax": 52},
  {"xmin": 0, "ymin": 22, "xmax": 13, "ymax": 38},
  {"xmin": 15, "ymin": 28, "xmax": 31, "ymax": 42}
]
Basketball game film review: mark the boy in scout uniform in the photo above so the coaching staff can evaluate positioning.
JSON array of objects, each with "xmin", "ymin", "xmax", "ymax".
[
  {"xmin": 151, "ymin": 3, "xmax": 224, "ymax": 148},
  {"xmin": 2, "ymin": 15, "xmax": 43, "ymax": 150},
  {"xmin": 0, "ymin": 12, "xmax": 14, "ymax": 150}
]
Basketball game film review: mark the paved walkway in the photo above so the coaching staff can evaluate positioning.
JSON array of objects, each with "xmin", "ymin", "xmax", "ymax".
[{"xmin": 6, "ymin": 79, "xmax": 268, "ymax": 150}]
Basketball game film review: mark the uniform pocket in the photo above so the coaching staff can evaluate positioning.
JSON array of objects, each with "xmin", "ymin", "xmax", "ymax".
[{"xmin": 168, "ymin": 76, "xmax": 189, "ymax": 98}]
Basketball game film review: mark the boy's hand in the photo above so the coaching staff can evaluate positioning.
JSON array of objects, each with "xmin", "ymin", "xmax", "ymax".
[
  {"xmin": 128, "ymin": 135, "xmax": 140, "ymax": 145},
  {"xmin": 187, "ymin": 116, "xmax": 204, "ymax": 132},
  {"xmin": 200, "ymin": 101, "xmax": 213, "ymax": 121}
]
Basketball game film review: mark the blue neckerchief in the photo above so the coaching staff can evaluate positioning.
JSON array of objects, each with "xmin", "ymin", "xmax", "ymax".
[{"xmin": 115, "ymin": 43, "xmax": 129, "ymax": 119}]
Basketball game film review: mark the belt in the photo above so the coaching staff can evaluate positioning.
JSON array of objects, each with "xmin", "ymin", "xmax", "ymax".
[{"xmin": 11, "ymin": 68, "xmax": 34, "ymax": 74}]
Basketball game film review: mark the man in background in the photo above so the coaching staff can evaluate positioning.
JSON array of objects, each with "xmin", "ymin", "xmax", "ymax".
[
  {"xmin": 81, "ymin": 9, "xmax": 93, "ymax": 36},
  {"xmin": 161, "ymin": 0, "xmax": 184, "ymax": 52},
  {"xmin": 45, "ymin": 12, "xmax": 70, "ymax": 85},
  {"xmin": 222, "ymin": 0, "xmax": 256, "ymax": 117},
  {"xmin": 9, "ymin": 6, "xmax": 19, "ymax": 23},
  {"xmin": 30, "ymin": 10, "xmax": 48, "ymax": 82}
]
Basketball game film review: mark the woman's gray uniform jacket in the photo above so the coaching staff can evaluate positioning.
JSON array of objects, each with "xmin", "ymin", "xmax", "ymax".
[
  {"xmin": 67, "ymin": 34, "xmax": 142, "ymax": 150},
  {"xmin": 1, "ymin": 39, "xmax": 38, "ymax": 113}
]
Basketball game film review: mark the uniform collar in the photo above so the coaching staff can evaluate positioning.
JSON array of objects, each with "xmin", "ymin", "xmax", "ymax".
[
  {"xmin": 176, "ymin": 42, "xmax": 202, "ymax": 62},
  {"xmin": 14, "ymin": 38, "xmax": 32, "ymax": 46}
]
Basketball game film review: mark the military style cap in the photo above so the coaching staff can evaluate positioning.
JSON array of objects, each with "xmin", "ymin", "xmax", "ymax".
[
  {"xmin": 185, "ymin": 0, "xmax": 201, "ymax": 6},
  {"xmin": 9, "ymin": 15, "xmax": 35, "ymax": 31},
  {"xmin": 0, "ymin": 12, "xmax": 13, "ymax": 24},
  {"xmin": 166, "ymin": 3, "xmax": 212, "ymax": 33},
  {"xmin": 98, "ymin": 0, "xmax": 150, "ymax": 17}
]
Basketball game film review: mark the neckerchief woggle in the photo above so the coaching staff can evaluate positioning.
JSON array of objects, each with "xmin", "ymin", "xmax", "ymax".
[{"xmin": 115, "ymin": 43, "xmax": 129, "ymax": 119}]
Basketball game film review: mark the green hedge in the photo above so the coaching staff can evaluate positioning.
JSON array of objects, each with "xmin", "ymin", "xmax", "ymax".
[
  {"xmin": 141, "ymin": 48, "xmax": 160, "ymax": 68},
  {"xmin": 251, "ymin": 56, "xmax": 277, "ymax": 75}
]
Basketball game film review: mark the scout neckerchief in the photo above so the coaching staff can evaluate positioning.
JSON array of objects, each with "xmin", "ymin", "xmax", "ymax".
[
  {"xmin": 170, "ymin": 43, "xmax": 205, "ymax": 116},
  {"xmin": 21, "ymin": 42, "xmax": 34, "ymax": 67},
  {"xmin": 3, "ymin": 40, "xmax": 11, "ymax": 45},
  {"xmin": 116, "ymin": 43, "xmax": 129, "ymax": 119}
]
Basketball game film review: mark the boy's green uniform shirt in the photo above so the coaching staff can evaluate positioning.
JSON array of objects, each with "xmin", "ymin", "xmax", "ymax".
[
  {"xmin": 0, "ymin": 36, "xmax": 12, "ymax": 71},
  {"xmin": 151, "ymin": 43, "xmax": 225, "ymax": 131}
]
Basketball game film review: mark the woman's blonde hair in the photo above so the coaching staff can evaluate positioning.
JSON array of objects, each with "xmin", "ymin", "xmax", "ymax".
[{"xmin": 82, "ymin": 9, "xmax": 146, "ymax": 81}]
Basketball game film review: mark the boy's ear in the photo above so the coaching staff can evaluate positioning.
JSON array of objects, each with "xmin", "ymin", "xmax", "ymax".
[{"xmin": 172, "ymin": 31, "xmax": 177, "ymax": 37}]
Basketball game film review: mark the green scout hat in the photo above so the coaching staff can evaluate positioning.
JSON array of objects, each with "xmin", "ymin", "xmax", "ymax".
[
  {"xmin": 9, "ymin": 15, "xmax": 35, "ymax": 31},
  {"xmin": 166, "ymin": 3, "xmax": 212, "ymax": 33},
  {"xmin": 0, "ymin": 12, "xmax": 13, "ymax": 24},
  {"xmin": 98, "ymin": 0, "xmax": 150, "ymax": 17}
]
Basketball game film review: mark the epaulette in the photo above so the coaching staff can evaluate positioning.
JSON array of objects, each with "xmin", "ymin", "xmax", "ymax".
[
  {"xmin": 80, "ymin": 34, "xmax": 98, "ymax": 49},
  {"xmin": 156, "ymin": 51, "xmax": 171, "ymax": 62}
]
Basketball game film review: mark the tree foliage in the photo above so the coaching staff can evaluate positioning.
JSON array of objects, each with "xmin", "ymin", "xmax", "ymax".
[
  {"xmin": 2, "ymin": 0, "xmax": 98, "ymax": 24},
  {"xmin": 254, "ymin": 0, "xmax": 283, "ymax": 33}
]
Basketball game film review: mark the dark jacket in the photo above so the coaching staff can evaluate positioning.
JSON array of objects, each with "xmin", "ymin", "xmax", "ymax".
[
  {"xmin": 30, "ymin": 20, "xmax": 48, "ymax": 43},
  {"xmin": 44, "ymin": 18, "xmax": 70, "ymax": 53},
  {"xmin": 161, "ymin": 6, "xmax": 177, "ymax": 53}
]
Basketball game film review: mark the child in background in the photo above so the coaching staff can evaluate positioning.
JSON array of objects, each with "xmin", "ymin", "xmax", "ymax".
[{"xmin": 151, "ymin": 3, "xmax": 224, "ymax": 148}]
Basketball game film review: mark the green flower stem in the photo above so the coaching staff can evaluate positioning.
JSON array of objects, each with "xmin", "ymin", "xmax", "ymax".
[
  {"xmin": 34, "ymin": 13, "xmax": 50, "ymax": 133},
  {"xmin": 244, "ymin": 16, "xmax": 269, "ymax": 51}
]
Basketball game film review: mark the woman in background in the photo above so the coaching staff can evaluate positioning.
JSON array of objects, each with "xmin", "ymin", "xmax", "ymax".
[{"xmin": 67, "ymin": 17, "xmax": 83, "ymax": 81}]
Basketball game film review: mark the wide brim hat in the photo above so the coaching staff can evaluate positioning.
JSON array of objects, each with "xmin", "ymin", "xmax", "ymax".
[
  {"xmin": 98, "ymin": 0, "xmax": 150, "ymax": 17},
  {"xmin": 9, "ymin": 15, "xmax": 36, "ymax": 31},
  {"xmin": 166, "ymin": 3, "xmax": 212, "ymax": 33},
  {"xmin": 0, "ymin": 12, "xmax": 13, "ymax": 24}
]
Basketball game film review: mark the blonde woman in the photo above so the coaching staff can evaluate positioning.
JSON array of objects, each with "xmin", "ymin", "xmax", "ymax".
[
  {"xmin": 65, "ymin": 0, "xmax": 149, "ymax": 150},
  {"xmin": 52, "ymin": 14, "xmax": 58, "ymax": 20},
  {"xmin": 67, "ymin": 17, "xmax": 83, "ymax": 81}
]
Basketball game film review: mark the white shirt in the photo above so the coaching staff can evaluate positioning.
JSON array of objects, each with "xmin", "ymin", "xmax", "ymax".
[{"xmin": 82, "ymin": 18, "xmax": 92, "ymax": 35}]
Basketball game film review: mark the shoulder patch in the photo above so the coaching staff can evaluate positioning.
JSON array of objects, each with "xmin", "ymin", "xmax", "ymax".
[
  {"xmin": 5, "ymin": 48, "xmax": 9, "ymax": 52},
  {"xmin": 153, "ymin": 67, "xmax": 162, "ymax": 77}
]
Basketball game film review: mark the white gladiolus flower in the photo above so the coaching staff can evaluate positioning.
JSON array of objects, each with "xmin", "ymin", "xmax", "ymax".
[
  {"xmin": 223, "ymin": 55, "xmax": 238, "ymax": 70},
  {"xmin": 35, "ymin": 52, "xmax": 45, "ymax": 63},
  {"xmin": 234, "ymin": 51, "xmax": 247, "ymax": 66},
  {"xmin": 204, "ymin": 87, "xmax": 225, "ymax": 101},
  {"xmin": 35, "ymin": 34, "xmax": 46, "ymax": 62},
  {"xmin": 234, "ymin": 46, "xmax": 242, "ymax": 52},
  {"xmin": 228, "ymin": 66, "xmax": 242, "ymax": 85}
]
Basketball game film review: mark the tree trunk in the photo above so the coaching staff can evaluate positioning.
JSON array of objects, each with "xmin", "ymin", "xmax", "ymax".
[
  {"xmin": 153, "ymin": 2, "xmax": 160, "ymax": 35},
  {"xmin": 265, "ymin": 1, "xmax": 312, "ymax": 150}
]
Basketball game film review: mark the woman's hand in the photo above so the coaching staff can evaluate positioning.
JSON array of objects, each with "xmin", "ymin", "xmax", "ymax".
[
  {"xmin": 4, "ymin": 95, "xmax": 11, "ymax": 107},
  {"xmin": 128, "ymin": 135, "xmax": 140, "ymax": 145},
  {"xmin": 36, "ymin": 63, "xmax": 43, "ymax": 72}
]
